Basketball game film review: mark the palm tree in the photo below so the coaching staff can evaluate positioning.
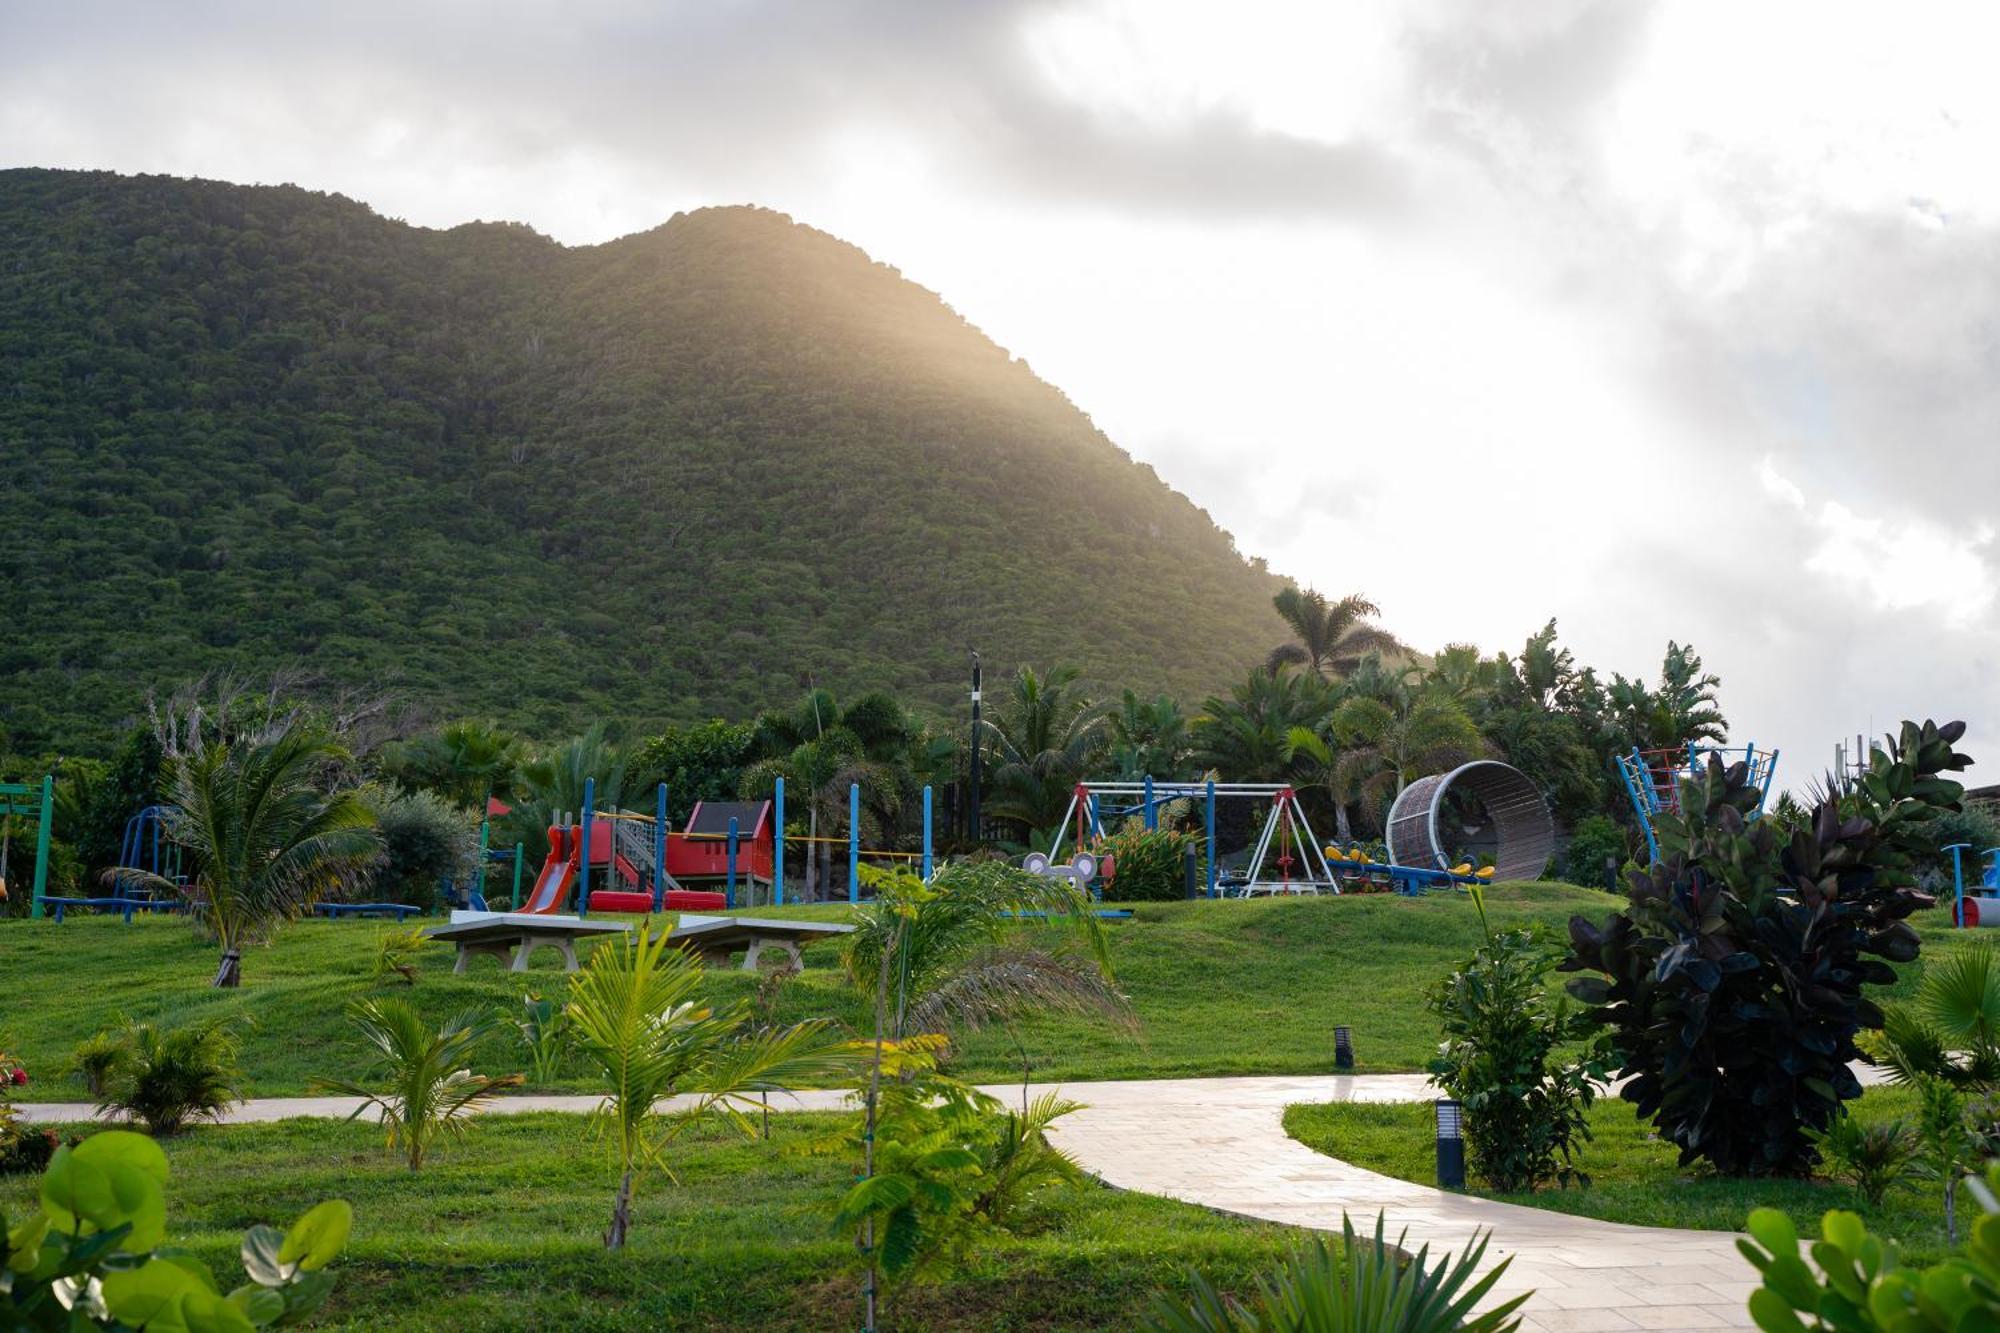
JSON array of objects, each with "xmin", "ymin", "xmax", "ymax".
[
  {"xmin": 1608, "ymin": 642, "xmax": 1728, "ymax": 753},
  {"xmin": 120, "ymin": 725, "xmax": 381, "ymax": 987},
  {"xmin": 1327, "ymin": 691, "xmax": 1484, "ymax": 830},
  {"xmin": 1284, "ymin": 728, "xmax": 1355, "ymax": 843},
  {"xmin": 315, "ymin": 998, "xmax": 523, "ymax": 1171},
  {"xmin": 980, "ymin": 666, "xmax": 1109, "ymax": 836},
  {"xmin": 380, "ymin": 720, "xmax": 522, "ymax": 811},
  {"xmin": 1192, "ymin": 668, "xmax": 1335, "ymax": 782},
  {"xmin": 566, "ymin": 926, "xmax": 858, "ymax": 1248},
  {"xmin": 1108, "ymin": 690, "xmax": 1191, "ymax": 780},
  {"xmin": 499, "ymin": 724, "xmax": 625, "ymax": 871},
  {"xmin": 1877, "ymin": 948, "xmax": 2000, "ymax": 1092},
  {"xmin": 1267, "ymin": 587, "xmax": 1406, "ymax": 680}
]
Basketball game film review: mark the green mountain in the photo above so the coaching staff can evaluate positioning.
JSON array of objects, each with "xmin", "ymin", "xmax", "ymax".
[{"xmin": 0, "ymin": 169, "xmax": 1286, "ymax": 752}]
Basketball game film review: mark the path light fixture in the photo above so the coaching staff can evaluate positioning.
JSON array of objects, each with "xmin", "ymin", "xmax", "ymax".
[
  {"xmin": 1435, "ymin": 1098, "xmax": 1466, "ymax": 1189},
  {"xmin": 1333, "ymin": 1026, "xmax": 1354, "ymax": 1070}
]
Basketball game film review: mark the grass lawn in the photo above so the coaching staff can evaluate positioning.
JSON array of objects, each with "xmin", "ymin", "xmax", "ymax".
[
  {"xmin": 0, "ymin": 882, "xmax": 1624, "ymax": 1098},
  {"xmin": 0, "ymin": 1113, "xmax": 1303, "ymax": 1330},
  {"xmin": 1285, "ymin": 1083, "xmax": 1962, "ymax": 1265}
]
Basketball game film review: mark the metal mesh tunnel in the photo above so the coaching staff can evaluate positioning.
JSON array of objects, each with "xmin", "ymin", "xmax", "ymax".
[{"xmin": 1384, "ymin": 761, "xmax": 1555, "ymax": 882}]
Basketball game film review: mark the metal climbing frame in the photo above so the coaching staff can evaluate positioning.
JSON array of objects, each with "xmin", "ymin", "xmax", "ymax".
[
  {"xmin": 1385, "ymin": 761, "xmax": 1554, "ymax": 883},
  {"xmin": 1615, "ymin": 741, "xmax": 1778, "ymax": 862}
]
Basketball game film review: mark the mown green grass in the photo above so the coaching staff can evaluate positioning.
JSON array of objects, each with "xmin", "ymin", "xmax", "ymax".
[
  {"xmin": 0, "ymin": 1113, "xmax": 1301, "ymax": 1330},
  {"xmin": 1286, "ymin": 1084, "xmax": 1965, "ymax": 1265},
  {"xmin": 0, "ymin": 883, "xmax": 1620, "ymax": 1098}
]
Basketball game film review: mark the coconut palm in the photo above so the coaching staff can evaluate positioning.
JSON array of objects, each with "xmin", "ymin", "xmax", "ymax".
[
  {"xmin": 1267, "ymin": 587, "xmax": 1406, "ymax": 680},
  {"xmin": 119, "ymin": 725, "xmax": 381, "ymax": 987},
  {"xmin": 1283, "ymin": 727, "xmax": 1355, "ymax": 844},
  {"xmin": 316, "ymin": 998, "xmax": 523, "ymax": 1171},
  {"xmin": 980, "ymin": 666, "xmax": 1109, "ymax": 835},
  {"xmin": 1607, "ymin": 641, "xmax": 1728, "ymax": 752},
  {"xmin": 566, "ymin": 926, "xmax": 858, "ymax": 1249}
]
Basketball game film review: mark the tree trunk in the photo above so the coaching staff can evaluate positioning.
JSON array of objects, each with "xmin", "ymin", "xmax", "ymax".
[
  {"xmin": 211, "ymin": 948, "xmax": 241, "ymax": 989},
  {"xmin": 1947, "ymin": 1174, "xmax": 1959, "ymax": 1244},
  {"xmin": 605, "ymin": 1168, "xmax": 634, "ymax": 1249},
  {"xmin": 1334, "ymin": 803, "xmax": 1352, "ymax": 844}
]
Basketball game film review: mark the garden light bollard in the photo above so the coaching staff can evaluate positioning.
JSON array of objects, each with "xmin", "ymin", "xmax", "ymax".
[
  {"xmin": 1435, "ymin": 1099, "xmax": 1466, "ymax": 1190},
  {"xmin": 1334, "ymin": 1025, "xmax": 1354, "ymax": 1070}
]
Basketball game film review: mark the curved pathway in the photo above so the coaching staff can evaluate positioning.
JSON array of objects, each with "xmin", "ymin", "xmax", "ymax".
[{"xmin": 26, "ymin": 1071, "xmax": 1855, "ymax": 1333}]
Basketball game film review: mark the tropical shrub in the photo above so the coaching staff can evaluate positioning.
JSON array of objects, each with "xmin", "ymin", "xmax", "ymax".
[
  {"xmin": 1427, "ymin": 895, "xmax": 1607, "ymax": 1192},
  {"xmin": 64, "ymin": 1031, "xmax": 128, "ymax": 1100},
  {"xmin": 372, "ymin": 926, "xmax": 432, "ymax": 986},
  {"xmin": 1876, "ymin": 946, "xmax": 2000, "ymax": 1090},
  {"xmin": 1100, "ymin": 824, "xmax": 1196, "ymax": 902},
  {"xmin": 360, "ymin": 788, "xmax": 473, "ymax": 911},
  {"xmin": 1738, "ymin": 1167, "xmax": 2000, "ymax": 1331},
  {"xmin": 0, "ymin": 1130, "xmax": 349, "ymax": 1328},
  {"xmin": 1812, "ymin": 1114, "xmax": 1918, "ymax": 1209},
  {"xmin": 565, "ymin": 927, "xmax": 856, "ymax": 1249},
  {"xmin": 511, "ymin": 992, "xmax": 570, "ymax": 1086},
  {"xmin": 832, "ymin": 1064, "xmax": 1083, "ymax": 1290},
  {"xmin": 1145, "ymin": 1213, "xmax": 1526, "ymax": 1333},
  {"xmin": 96, "ymin": 1018, "xmax": 245, "ymax": 1136},
  {"xmin": 314, "ymin": 998, "xmax": 522, "ymax": 1171},
  {"xmin": 0, "ymin": 1049, "xmax": 52, "ymax": 1177},
  {"xmin": 1559, "ymin": 815, "xmax": 1624, "ymax": 890},
  {"xmin": 1561, "ymin": 720, "xmax": 1970, "ymax": 1177}
]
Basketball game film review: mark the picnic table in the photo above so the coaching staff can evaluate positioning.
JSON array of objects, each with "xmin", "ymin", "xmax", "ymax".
[
  {"xmin": 423, "ymin": 911, "xmax": 632, "ymax": 974},
  {"xmin": 663, "ymin": 914, "xmax": 855, "ymax": 971},
  {"xmin": 313, "ymin": 901, "xmax": 424, "ymax": 923},
  {"xmin": 44, "ymin": 896, "xmax": 187, "ymax": 923}
]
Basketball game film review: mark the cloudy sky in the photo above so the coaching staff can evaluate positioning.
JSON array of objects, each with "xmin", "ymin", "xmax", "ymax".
[{"xmin": 7, "ymin": 0, "xmax": 1997, "ymax": 787}]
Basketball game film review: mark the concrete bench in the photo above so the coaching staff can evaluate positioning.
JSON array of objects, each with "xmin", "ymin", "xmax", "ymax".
[
  {"xmin": 424, "ymin": 911, "xmax": 632, "ymax": 973},
  {"xmin": 662, "ymin": 914, "xmax": 855, "ymax": 971}
]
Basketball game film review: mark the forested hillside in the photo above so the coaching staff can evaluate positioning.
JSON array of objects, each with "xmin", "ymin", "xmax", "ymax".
[{"xmin": 0, "ymin": 169, "xmax": 1286, "ymax": 752}]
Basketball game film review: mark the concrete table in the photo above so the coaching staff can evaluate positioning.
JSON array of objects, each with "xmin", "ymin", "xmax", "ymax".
[
  {"xmin": 424, "ymin": 912, "xmax": 632, "ymax": 974},
  {"xmin": 663, "ymin": 914, "xmax": 854, "ymax": 971}
]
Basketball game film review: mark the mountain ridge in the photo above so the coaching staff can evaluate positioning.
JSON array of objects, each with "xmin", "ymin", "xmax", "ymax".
[{"xmin": 0, "ymin": 168, "xmax": 1288, "ymax": 752}]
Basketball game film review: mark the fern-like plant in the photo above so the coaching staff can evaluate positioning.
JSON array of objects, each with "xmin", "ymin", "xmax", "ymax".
[
  {"xmin": 97, "ymin": 1017, "xmax": 245, "ymax": 1136},
  {"xmin": 1146, "ymin": 1213, "xmax": 1526, "ymax": 1332},
  {"xmin": 315, "ymin": 998, "xmax": 522, "ymax": 1170}
]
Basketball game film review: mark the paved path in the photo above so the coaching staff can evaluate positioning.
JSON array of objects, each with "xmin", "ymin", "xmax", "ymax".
[{"xmin": 27, "ymin": 1071, "xmax": 1862, "ymax": 1333}]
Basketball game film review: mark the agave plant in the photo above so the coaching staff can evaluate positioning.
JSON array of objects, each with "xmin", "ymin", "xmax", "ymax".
[
  {"xmin": 316, "ymin": 998, "xmax": 523, "ymax": 1171},
  {"xmin": 1561, "ymin": 719, "xmax": 1971, "ymax": 1177},
  {"xmin": 1146, "ymin": 1213, "xmax": 1526, "ymax": 1332}
]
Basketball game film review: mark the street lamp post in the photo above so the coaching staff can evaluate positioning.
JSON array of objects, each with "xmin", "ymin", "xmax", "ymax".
[{"xmin": 967, "ymin": 649, "xmax": 983, "ymax": 843}]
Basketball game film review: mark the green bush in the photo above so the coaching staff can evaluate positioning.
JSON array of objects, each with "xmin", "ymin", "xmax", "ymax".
[
  {"xmin": 1560, "ymin": 815, "xmax": 1625, "ymax": 890},
  {"xmin": 1428, "ymin": 905, "xmax": 1607, "ymax": 1192},
  {"xmin": 1739, "ymin": 1165, "xmax": 2000, "ymax": 1331},
  {"xmin": 361, "ymin": 787, "xmax": 474, "ymax": 911},
  {"xmin": 0, "ymin": 1130, "xmax": 350, "ymax": 1328},
  {"xmin": 1563, "ymin": 720, "xmax": 1969, "ymax": 1177},
  {"xmin": 96, "ymin": 1018, "xmax": 245, "ymax": 1136},
  {"xmin": 1924, "ymin": 803, "xmax": 2000, "ymax": 887},
  {"xmin": 1100, "ymin": 824, "xmax": 1196, "ymax": 903}
]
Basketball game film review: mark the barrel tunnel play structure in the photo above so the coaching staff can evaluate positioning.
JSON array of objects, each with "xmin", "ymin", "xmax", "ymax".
[{"xmin": 1384, "ymin": 760, "xmax": 1555, "ymax": 885}]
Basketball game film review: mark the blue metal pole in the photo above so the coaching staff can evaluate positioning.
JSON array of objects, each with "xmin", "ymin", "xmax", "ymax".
[
  {"xmin": 579, "ymin": 777, "xmax": 594, "ymax": 916},
  {"xmin": 653, "ymin": 783, "xmax": 668, "ymax": 910},
  {"xmin": 848, "ymin": 782, "xmax": 860, "ymax": 904},
  {"xmin": 922, "ymin": 785, "xmax": 933, "ymax": 880},
  {"xmin": 726, "ymin": 817, "xmax": 739, "ymax": 909},
  {"xmin": 1144, "ymin": 775, "xmax": 1156, "ymax": 830},
  {"xmin": 1205, "ymin": 778, "xmax": 1217, "ymax": 897},
  {"xmin": 774, "ymin": 777, "xmax": 786, "ymax": 906},
  {"xmin": 1950, "ymin": 843, "xmax": 1970, "ymax": 926}
]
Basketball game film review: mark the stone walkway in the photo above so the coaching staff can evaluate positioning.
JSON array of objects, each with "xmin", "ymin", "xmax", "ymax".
[{"xmin": 25, "ymin": 1072, "xmax": 1845, "ymax": 1333}]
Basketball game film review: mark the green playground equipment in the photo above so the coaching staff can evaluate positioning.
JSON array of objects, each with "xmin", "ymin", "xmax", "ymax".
[{"xmin": 1, "ymin": 774, "xmax": 55, "ymax": 919}]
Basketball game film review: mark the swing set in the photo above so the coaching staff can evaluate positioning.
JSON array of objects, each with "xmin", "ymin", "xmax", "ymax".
[
  {"xmin": 1047, "ymin": 779, "xmax": 1339, "ymax": 896},
  {"xmin": 2, "ymin": 775, "xmax": 55, "ymax": 919}
]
